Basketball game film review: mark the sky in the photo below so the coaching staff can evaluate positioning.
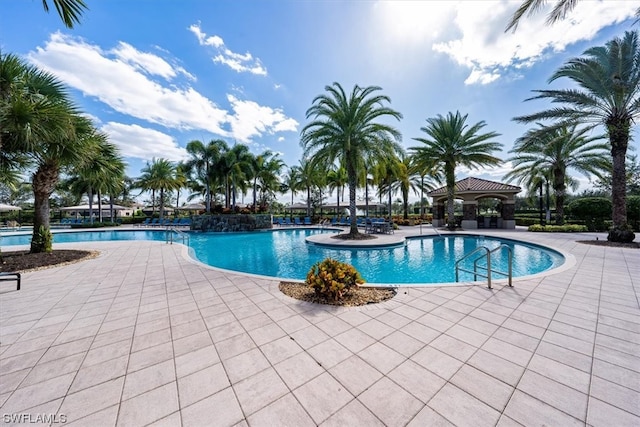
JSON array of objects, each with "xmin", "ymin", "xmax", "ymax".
[{"xmin": 2, "ymin": 0, "xmax": 639, "ymax": 204}]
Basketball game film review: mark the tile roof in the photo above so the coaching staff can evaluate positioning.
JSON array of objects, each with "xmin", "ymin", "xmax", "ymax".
[{"xmin": 428, "ymin": 177, "xmax": 521, "ymax": 196}]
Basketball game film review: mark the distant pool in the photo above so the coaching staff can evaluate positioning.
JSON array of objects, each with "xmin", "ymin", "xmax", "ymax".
[{"xmin": 2, "ymin": 229, "xmax": 564, "ymax": 285}]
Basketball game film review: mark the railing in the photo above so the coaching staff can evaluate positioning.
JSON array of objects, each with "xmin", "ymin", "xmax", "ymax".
[
  {"xmin": 455, "ymin": 244, "xmax": 513, "ymax": 289},
  {"xmin": 165, "ymin": 227, "xmax": 190, "ymax": 245}
]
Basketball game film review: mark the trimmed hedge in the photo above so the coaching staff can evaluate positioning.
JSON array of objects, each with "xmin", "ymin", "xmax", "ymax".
[{"xmin": 528, "ymin": 224, "xmax": 588, "ymax": 232}]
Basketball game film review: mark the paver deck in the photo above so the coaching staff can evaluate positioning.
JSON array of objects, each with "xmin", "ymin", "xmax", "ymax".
[{"xmin": 0, "ymin": 227, "xmax": 638, "ymax": 426}]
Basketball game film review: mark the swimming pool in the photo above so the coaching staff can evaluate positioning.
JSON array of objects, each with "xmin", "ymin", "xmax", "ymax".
[{"xmin": 2, "ymin": 229, "xmax": 564, "ymax": 285}]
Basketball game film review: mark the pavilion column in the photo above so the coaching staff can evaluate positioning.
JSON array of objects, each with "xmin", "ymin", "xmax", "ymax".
[
  {"xmin": 502, "ymin": 200, "xmax": 516, "ymax": 229},
  {"xmin": 461, "ymin": 200, "xmax": 478, "ymax": 230},
  {"xmin": 432, "ymin": 201, "xmax": 445, "ymax": 227}
]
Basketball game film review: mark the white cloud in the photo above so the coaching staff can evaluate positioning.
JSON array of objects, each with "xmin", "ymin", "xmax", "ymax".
[
  {"xmin": 28, "ymin": 33, "xmax": 230, "ymax": 135},
  {"xmin": 371, "ymin": 1, "xmax": 637, "ymax": 85},
  {"xmin": 111, "ymin": 42, "xmax": 178, "ymax": 80},
  {"xmin": 227, "ymin": 95, "xmax": 299, "ymax": 143},
  {"xmin": 277, "ymin": 136, "xmax": 285, "ymax": 142},
  {"xmin": 189, "ymin": 23, "xmax": 267, "ymax": 76},
  {"xmin": 28, "ymin": 33, "xmax": 299, "ymax": 147},
  {"xmin": 430, "ymin": 0, "xmax": 637, "ymax": 85},
  {"xmin": 101, "ymin": 122, "xmax": 187, "ymax": 161}
]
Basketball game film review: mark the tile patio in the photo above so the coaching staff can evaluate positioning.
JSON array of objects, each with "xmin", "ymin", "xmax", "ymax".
[{"xmin": 0, "ymin": 227, "xmax": 638, "ymax": 426}]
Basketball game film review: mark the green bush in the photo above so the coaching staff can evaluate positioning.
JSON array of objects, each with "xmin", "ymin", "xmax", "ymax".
[
  {"xmin": 566, "ymin": 198, "xmax": 612, "ymax": 231},
  {"xmin": 528, "ymin": 224, "xmax": 588, "ymax": 232},
  {"xmin": 515, "ymin": 218, "xmax": 539, "ymax": 227},
  {"xmin": 306, "ymin": 258, "xmax": 364, "ymax": 301},
  {"xmin": 31, "ymin": 225, "xmax": 53, "ymax": 253}
]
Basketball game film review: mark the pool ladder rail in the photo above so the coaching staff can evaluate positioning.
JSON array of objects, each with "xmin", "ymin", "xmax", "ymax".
[
  {"xmin": 165, "ymin": 227, "xmax": 190, "ymax": 245},
  {"xmin": 455, "ymin": 244, "xmax": 513, "ymax": 289}
]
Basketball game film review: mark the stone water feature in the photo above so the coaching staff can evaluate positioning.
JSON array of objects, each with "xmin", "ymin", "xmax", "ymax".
[{"xmin": 191, "ymin": 214, "xmax": 272, "ymax": 232}]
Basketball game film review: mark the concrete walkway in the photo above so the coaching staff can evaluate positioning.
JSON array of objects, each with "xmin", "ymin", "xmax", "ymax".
[{"xmin": 0, "ymin": 228, "xmax": 638, "ymax": 426}]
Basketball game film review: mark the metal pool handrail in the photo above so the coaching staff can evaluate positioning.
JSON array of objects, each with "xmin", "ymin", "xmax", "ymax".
[
  {"xmin": 455, "ymin": 244, "xmax": 513, "ymax": 289},
  {"xmin": 166, "ymin": 227, "xmax": 189, "ymax": 245}
]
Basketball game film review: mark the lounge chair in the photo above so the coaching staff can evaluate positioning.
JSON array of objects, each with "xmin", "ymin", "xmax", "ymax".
[
  {"xmin": 284, "ymin": 218, "xmax": 292, "ymax": 226},
  {"xmin": 304, "ymin": 217, "xmax": 312, "ymax": 225},
  {"xmin": 294, "ymin": 217, "xmax": 303, "ymax": 226},
  {"xmin": 140, "ymin": 218, "xmax": 151, "ymax": 227},
  {"xmin": 489, "ymin": 216, "xmax": 498, "ymax": 228}
]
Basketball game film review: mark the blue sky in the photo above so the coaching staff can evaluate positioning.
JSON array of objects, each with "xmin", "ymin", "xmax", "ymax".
[{"xmin": 2, "ymin": 1, "xmax": 639, "ymax": 203}]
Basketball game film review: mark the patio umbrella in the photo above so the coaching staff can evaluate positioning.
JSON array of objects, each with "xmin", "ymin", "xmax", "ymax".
[{"xmin": 0, "ymin": 203, "xmax": 21, "ymax": 212}]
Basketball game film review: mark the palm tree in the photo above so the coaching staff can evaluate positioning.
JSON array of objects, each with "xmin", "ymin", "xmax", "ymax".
[
  {"xmin": 326, "ymin": 166, "xmax": 348, "ymax": 217},
  {"xmin": 505, "ymin": 125, "xmax": 610, "ymax": 224},
  {"xmin": 388, "ymin": 154, "xmax": 416, "ymax": 220},
  {"xmin": 373, "ymin": 157, "xmax": 402, "ymax": 219},
  {"xmin": 138, "ymin": 158, "xmax": 181, "ymax": 220},
  {"xmin": 250, "ymin": 150, "xmax": 283, "ymax": 212},
  {"xmin": 301, "ymin": 82, "xmax": 403, "ymax": 237},
  {"xmin": 42, "ymin": 0, "xmax": 88, "ymax": 29},
  {"xmin": 297, "ymin": 157, "xmax": 323, "ymax": 218},
  {"xmin": 282, "ymin": 166, "xmax": 302, "ymax": 208},
  {"xmin": 224, "ymin": 144, "xmax": 252, "ymax": 210},
  {"xmin": 513, "ymin": 31, "xmax": 640, "ymax": 241},
  {"xmin": 184, "ymin": 139, "xmax": 225, "ymax": 213},
  {"xmin": 506, "ymin": 1, "xmax": 640, "ymax": 32},
  {"xmin": 409, "ymin": 156, "xmax": 440, "ymax": 219},
  {"xmin": 254, "ymin": 153, "xmax": 284, "ymax": 211},
  {"xmin": 411, "ymin": 111, "xmax": 503, "ymax": 230}
]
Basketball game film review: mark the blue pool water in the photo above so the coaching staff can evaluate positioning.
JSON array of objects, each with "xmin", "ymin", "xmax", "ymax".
[{"xmin": 2, "ymin": 229, "xmax": 563, "ymax": 284}]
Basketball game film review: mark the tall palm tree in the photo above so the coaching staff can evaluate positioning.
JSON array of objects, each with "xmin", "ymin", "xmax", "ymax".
[
  {"xmin": 225, "ymin": 144, "xmax": 252, "ymax": 210},
  {"xmin": 297, "ymin": 157, "xmax": 323, "ymax": 218},
  {"xmin": 326, "ymin": 165, "xmax": 348, "ymax": 216},
  {"xmin": 282, "ymin": 166, "xmax": 302, "ymax": 208},
  {"xmin": 138, "ymin": 158, "xmax": 181, "ymax": 220},
  {"xmin": 254, "ymin": 153, "xmax": 284, "ymax": 211},
  {"xmin": 505, "ymin": 124, "xmax": 610, "ymax": 224},
  {"xmin": 301, "ymin": 82, "xmax": 403, "ymax": 237},
  {"xmin": 373, "ymin": 156, "xmax": 402, "ymax": 219},
  {"xmin": 184, "ymin": 139, "xmax": 225, "ymax": 213},
  {"xmin": 388, "ymin": 154, "xmax": 416, "ymax": 220},
  {"xmin": 411, "ymin": 111, "xmax": 503, "ymax": 230},
  {"xmin": 408, "ymin": 156, "xmax": 440, "ymax": 219},
  {"xmin": 250, "ymin": 150, "xmax": 284, "ymax": 212},
  {"xmin": 506, "ymin": 0, "xmax": 640, "ymax": 32},
  {"xmin": 514, "ymin": 31, "xmax": 640, "ymax": 241}
]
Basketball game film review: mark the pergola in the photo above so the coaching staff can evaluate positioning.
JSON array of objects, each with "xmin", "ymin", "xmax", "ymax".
[{"xmin": 428, "ymin": 177, "xmax": 521, "ymax": 229}]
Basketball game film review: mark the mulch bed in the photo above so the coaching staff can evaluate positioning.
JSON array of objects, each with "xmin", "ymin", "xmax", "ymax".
[
  {"xmin": 0, "ymin": 250, "xmax": 98, "ymax": 273},
  {"xmin": 576, "ymin": 240, "xmax": 639, "ymax": 249},
  {"xmin": 279, "ymin": 281, "xmax": 396, "ymax": 306}
]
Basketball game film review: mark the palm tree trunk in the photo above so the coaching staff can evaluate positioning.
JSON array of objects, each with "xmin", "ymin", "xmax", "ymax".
[
  {"xmin": 608, "ymin": 121, "xmax": 629, "ymax": 227},
  {"xmin": 159, "ymin": 189, "xmax": 164, "ymax": 220},
  {"xmin": 253, "ymin": 178, "xmax": 258, "ymax": 212},
  {"xmin": 347, "ymin": 163, "xmax": 359, "ymax": 235},
  {"xmin": 554, "ymin": 169, "xmax": 565, "ymax": 225},
  {"xmin": 446, "ymin": 165, "xmax": 456, "ymax": 230},
  {"xmin": 88, "ymin": 188, "xmax": 94, "ymax": 224},
  {"xmin": 31, "ymin": 161, "xmax": 59, "ymax": 253},
  {"xmin": 98, "ymin": 191, "xmax": 103, "ymax": 223}
]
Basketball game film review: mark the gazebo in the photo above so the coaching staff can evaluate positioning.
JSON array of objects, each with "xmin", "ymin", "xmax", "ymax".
[{"xmin": 428, "ymin": 177, "xmax": 521, "ymax": 229}]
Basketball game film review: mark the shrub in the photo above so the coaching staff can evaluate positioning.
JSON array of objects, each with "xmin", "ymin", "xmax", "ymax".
[
  {"xmin": 306, "ymin": 258, "xmax": 364, "ymax": 301},
  {"xmin": 528, "ymin": 224, "xmax": 588, "ymax": 232},
  {"xmin": 608, "ymin": 223, "xmax": 636, "ymax": 243},
  {"xmin": 31, "ymin": 225, "xmax": 53, "ymax": 253}
]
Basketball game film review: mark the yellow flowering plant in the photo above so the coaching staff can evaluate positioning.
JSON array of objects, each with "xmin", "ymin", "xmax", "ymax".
[{"xmin": 306, "ymin": 258, "xmax": 365, "ymax": 301}]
